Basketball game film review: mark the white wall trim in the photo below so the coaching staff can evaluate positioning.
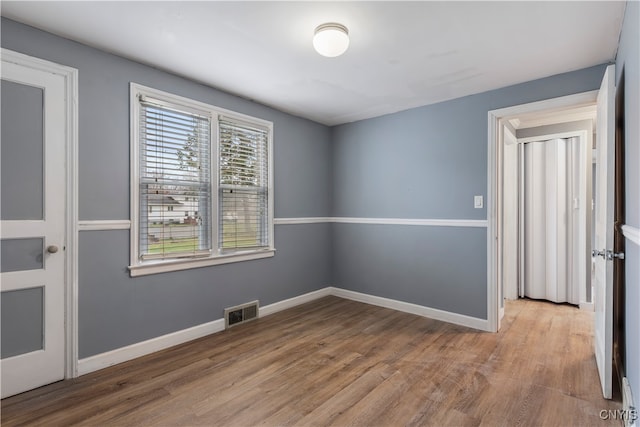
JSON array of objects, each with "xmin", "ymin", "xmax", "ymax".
[
  {"xmin": 489, "ymin": 90, "xmax": 599, "ymax": 119},
  {"xmin": 330, "ymin": 287, "xmax": 490, "ymax": 331},
  {"xmin": 77, "ymin": 287, "xmax": 331, "ymax": 376},
  {"xmin": 78, "ymin": 220, "xmax": 131, "ymax": 231},
  {"xmin": 276, "ymin": 217, "xmax": 488, "ymax": 227},
  {"xmin": 78, "ymin": 217, "xmax": 488, "ymax": 228},
  {"xmin": 66, "ymin": 57, "xmax": 80, "ymax": 380},
  {"xmin": 331, "ymin": 217, "xmax": 488, "ymax": 227},
  {"xmin": 260, "ymin": 287, "xmax": 333, "ymax": 316},
  {"xmin": 76, "ymin": 286, "xmax": 490, "ymax": 376},
  {"xmin": 77, "ymin": 319, "xmax": 226, "ymax": 376},
  {"xmin": 580, "ymin": 301, "xmax": 595, "ymax": 311},
  {"xmin": 621, "ymin": 224, "xmax": 640, "ymax": 246},
  {"xmin": 128, "ymin": 249, "xmax": 275, "ymax": 277},
  {"xmin": 274, "ymin": 217, "xmax": 332, "ymax": 225}
]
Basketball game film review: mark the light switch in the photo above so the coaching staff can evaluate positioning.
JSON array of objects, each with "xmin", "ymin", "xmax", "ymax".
[{"xmin": 474, "ymin": 195, "xmax": 483, "ymax": 209}]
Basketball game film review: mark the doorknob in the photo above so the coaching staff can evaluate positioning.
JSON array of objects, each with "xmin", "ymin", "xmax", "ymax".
[
  {"xmin": 47, "ymin": 245, "xmax": 59, "ymax": 254},
  {"xmin": 592, "ymin": 249, "xmax": 606, "ymax": 258}
]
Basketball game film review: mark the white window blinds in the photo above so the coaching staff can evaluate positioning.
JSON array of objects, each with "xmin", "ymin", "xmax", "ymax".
[
  {"xmin": 219, "ymin": 118, "xmax": 270, "ymax": 251},
  {"xmin": 139, "ymin": 98, "xmax": 211, "ymax": 259}
]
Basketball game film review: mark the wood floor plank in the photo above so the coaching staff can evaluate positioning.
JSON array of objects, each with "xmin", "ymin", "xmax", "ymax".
[{"xmin": 1, "ymin": 296, "xmax": 620, "ymax": 426}]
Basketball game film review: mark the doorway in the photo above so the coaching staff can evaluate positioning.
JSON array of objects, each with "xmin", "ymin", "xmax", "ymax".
[
  {"xmin": 503, "ymin": 123, "xmax": 593, "ymax": 308},
  {"xmin": 488, "ymin": 91, "xmax": 599, "ymax": 332},
  {"xmin": 489, "ymin": 64, "xmax": 620, "ymax": 400}
]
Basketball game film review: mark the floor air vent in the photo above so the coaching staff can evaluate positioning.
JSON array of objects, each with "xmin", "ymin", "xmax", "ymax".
[{"xmin": 224, "ymin": 300, "xmax": 259, "ymax": 329}]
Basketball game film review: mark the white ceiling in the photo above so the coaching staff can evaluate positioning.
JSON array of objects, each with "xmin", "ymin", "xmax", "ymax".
[{"xmin": 1, "ymin": 1, "xmax": 626, "ymax": 126}]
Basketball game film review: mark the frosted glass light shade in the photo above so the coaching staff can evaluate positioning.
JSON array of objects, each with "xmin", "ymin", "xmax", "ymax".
[{"xmin": 313, "ymin": 23, "xmax": 349, "ymax": 57}]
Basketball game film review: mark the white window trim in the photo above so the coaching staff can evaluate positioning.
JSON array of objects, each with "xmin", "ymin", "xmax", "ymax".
[{"xmin": 129, "ymin": 83, "xmax": 274, "ymax": 277}]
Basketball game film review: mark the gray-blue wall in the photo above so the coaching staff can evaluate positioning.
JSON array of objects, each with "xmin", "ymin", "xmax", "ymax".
[
  {"xmin": 331, "ymin": 65, "xmax": 607, "ymax": 319},
  {"xmin": 615, "ymin": 0, "xmax": 640, "ymax": 405},
  {"xmin": 1, "ymin": 18, "xmax": 333, "ymax": 358}
]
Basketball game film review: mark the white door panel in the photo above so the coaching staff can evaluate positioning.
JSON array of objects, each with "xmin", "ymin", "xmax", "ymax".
[
  {"xmin": 1, "ymin": 59, "xmax": 67, "ymax": 398},
  {"xmin": 594, "ymin": 64, "xmax": 615, "ymax": 399}
]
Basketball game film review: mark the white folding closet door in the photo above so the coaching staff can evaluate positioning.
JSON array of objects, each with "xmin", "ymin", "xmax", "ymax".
[{"xmin": 523, "ymin": 137, "xmax": 579, "ymax": 305}]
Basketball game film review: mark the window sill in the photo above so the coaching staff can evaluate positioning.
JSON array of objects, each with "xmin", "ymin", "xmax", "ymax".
[{"xmin": 128, "ymin": 248, "xmax": 275, "ymax": 277}]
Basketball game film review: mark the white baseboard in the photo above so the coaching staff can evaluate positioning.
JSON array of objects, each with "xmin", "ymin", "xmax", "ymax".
[
  {"xmin": 77, "ymin": 286, "xmax": 489, "ymax": 376},
  {"xmin": 579, "ymin": 301, "xmax": 594, "ymax": 311},
  {"xmin": 77, "ymin": 318, "xmax": 225, "ymax": 376},
  {"xmin": 77, "ymin": 288, "xmax": 332, "ymax": 376},
  {"xmin": 329, "ymin": 287, "xmax": 490, "ymax": 331},
  {"xmin": 260, "ymin": 287, "xmax": 332, "ymax": 316}
]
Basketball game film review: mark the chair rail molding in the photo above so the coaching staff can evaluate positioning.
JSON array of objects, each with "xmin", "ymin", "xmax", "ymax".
[{"xmin": 78, "ymin": 220, "xmax": 132, "ymax": 231}]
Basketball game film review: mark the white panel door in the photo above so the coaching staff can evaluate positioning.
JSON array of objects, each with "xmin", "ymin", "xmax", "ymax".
[
  {"xmin": 593, "ymin": 64, "xmax": 615, "ymax": 399},
  {"xmin": 1, "ymin": 58, "xmax": 67, "ymax": 398}
]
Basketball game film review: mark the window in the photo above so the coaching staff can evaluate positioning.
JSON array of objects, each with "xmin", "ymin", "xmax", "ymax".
[
  {"xmin": 130, "ymin": 84, "xmax": 274, "ymax": 276},
  {"xmin": 219, "ymin": 118, "xmax": 270, "ymax": 251}
]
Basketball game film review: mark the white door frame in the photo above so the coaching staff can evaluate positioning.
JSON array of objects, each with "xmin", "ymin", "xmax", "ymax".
[
  {"xmin": 2, "ymin": 48, "xmax": 79, "ymax": 379},
  {"xmin": 487, "ymin": 90, "xmax": 598, "ymax": 332}
]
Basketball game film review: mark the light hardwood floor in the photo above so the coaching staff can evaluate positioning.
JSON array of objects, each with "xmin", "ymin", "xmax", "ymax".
[{"xmin": 1, "ymin": 296, "xmax": 621, "ymax": 426}]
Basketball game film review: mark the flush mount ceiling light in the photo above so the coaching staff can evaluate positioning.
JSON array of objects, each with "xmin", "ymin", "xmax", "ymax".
[{"xmin": 313, "ymin": 23, "xmax": 349, "ymax": 57}]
